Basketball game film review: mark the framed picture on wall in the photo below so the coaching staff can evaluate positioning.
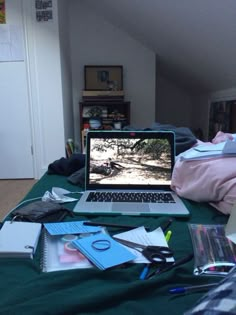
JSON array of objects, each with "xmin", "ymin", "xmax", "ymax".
[{"xmin": 84, "ymin": 65, "xmax": 123, "ymax": 91}]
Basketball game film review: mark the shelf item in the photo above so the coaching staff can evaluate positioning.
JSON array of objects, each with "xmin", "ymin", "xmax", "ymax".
[
  {"xmin": 84, "ymin": 65, "xmax": 123, "ymax": 91},
  {"xmin": 82, "ymin": 90, "xmax": 124, "ymax": 102},
  {"xmin": 79, "ymin": 100, "xmax": 130, "ymax": 151},
  {"xmin": 82, "ymin": 106, "xmax": 108, "ymax": 118}
]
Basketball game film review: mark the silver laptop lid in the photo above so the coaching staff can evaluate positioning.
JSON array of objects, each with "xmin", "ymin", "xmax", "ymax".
[{"xmin": 85, "ymin": 130, "xmax": 175, "ymax": 191}]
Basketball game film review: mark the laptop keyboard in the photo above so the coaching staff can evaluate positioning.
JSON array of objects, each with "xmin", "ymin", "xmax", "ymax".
[{"xmin": 86, "ymin": 192, "xmax": 175, "ymax": 203}]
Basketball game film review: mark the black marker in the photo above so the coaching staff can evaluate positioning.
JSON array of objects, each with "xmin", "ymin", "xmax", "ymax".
[{"xmin": 160, "ymin": 218, "xmax": 174, "ymax": 233}]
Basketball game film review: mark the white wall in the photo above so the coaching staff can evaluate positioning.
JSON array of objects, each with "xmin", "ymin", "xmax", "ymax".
[
  {"xmin": 58, "ymin": 0, "xmax": 74, "ymax": 141},
  {"xmin": 156, "ymin": 75, "xmax": 193, "ymax": 127},
  {"xmin": 23, "ymin": 0, "xmax": 66, "ymax": 178},
  {"xmin": 68, "ymin": 0, "xmax": 156, "ymax": 147},
  {"xmin": 156, "ymin": 68, "xmax": 212, "ymax": 140},
  {"xmin": 190, "ymin": 93, "xmax": 210, "ymax": 140}
]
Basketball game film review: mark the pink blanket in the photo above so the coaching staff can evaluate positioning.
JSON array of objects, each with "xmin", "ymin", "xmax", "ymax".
[{"xmin": 171, "ymin": 155, "xmax": 236, "ymax": 215}]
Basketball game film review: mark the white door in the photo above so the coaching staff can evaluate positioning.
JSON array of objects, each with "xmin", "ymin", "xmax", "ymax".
[
  {"xmin": 0, "ymin": 1, "xmax": 34, "ymax": 179},
  {"xmin": 0, "ymin": 62, "xmax": 34, "ymax": 179}
]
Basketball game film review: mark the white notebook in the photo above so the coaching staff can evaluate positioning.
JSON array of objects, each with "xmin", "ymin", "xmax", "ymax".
[{"xmin": 0, "ymin": 221, "xmax": 42, "ymax": 259}]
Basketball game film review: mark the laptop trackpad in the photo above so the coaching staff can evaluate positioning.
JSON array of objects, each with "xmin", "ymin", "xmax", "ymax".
[{"xmin": 112, "ymin": 203, "xmax": 150, "ymax": 213}]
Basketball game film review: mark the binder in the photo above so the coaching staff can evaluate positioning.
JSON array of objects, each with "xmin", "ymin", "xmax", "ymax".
[
  {"xmin": 0, "ymin": 221, "xmax": 42, "ymax": 259},
  {"xmin": 41, "ymin": 229, "xmax": 93, "ymax": 272}
]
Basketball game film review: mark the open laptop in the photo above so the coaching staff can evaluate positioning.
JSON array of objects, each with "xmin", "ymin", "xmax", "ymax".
[{"xmin": 73, "ymin": 130, "xmax": 189, "ymax": 216}]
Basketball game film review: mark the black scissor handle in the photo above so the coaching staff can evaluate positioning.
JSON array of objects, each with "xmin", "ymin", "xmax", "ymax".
[
  {"xmin": 142, "ymin": 247, "xmax": 166, "ymax": 264},
  {"xmin": 156, "ymin": 246, "xmax": 173, "ymax": 258},
  {"xmin": 146, "ymin": 246, "xmax": 173, "ymax": 258}
]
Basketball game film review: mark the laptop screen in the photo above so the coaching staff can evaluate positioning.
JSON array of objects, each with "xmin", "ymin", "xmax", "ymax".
[{"xmin": 85, "ymin": 130, "xmax": 175, "ymax": 190}]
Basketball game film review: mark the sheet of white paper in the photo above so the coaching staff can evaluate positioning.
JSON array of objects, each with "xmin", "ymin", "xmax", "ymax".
[
  {"xmin": 223, "ymin": 140, "xmax": 236, "ymax": 154},
  {"xmin": 225, "ymin": 203, "xmax": 236, "ymax": 244},
  {"xmin": 113, "ymin": 226, "xmax": 174, "ymax": 263},
  {"xmin": 178, "ymin": 147, "xmax": 222, "ymax": 161},
  {"xmin": 177, "ymin": 139, "xmax": 236, "ymax": 161},
  {"xmin": 0, "ymin": 25, "xmax": 24, "ymax": 62},
  {"xmin": 194, "ymin": 140, "xmax": 236, "ymax": 154},
  {"xmin": 194, "ymin": 142, "xmax": 225, "ymax": 152}
]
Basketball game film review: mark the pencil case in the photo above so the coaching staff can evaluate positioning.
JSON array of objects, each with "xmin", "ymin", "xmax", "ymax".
[{"xmin": 188, "ymin": 223, "xmax": 236, "ymax": 276}]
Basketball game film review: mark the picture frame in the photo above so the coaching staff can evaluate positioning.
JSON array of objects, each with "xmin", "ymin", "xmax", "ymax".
[{"xmin": 84, "ymin": 65, "xmax": 123, "ymax": 91}]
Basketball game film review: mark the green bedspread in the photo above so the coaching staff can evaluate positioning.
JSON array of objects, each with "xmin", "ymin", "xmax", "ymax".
[{"xmin": 0, "ymin": 173, "xmax": 228, "ymax": 315}]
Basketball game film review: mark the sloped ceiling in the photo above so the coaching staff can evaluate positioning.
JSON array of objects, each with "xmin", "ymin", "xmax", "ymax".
[{"xmin": 82, "ymin": 0, "xmax": 236, "ymax": 93}]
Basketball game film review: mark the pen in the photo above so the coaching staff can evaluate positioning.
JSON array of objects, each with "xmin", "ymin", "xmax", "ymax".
[
  {"xmin": 147, "ymin": 253, "xmax": 194, "ymax": 279},
  {"xmin": 169, "ymin": 282, "xmax": 218, "ymax": 294},
  {"xmin": 83, "ymin": 221, "xmax": 150, "ymax": 231},
  {"xmin": 139, "ymin": 265, "xmax": 150, "ymax": 280}
]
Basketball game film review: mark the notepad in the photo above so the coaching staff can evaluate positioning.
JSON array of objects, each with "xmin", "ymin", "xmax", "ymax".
[
  {"xmin": 72, "ymin": 234, "xmax": 137, "ymax": 270},
  {"xmin": 0, "ymin": 221, "xmax": 42, "ymax": 259},
  {"xmin": 44, "ymin": 221, "xmax": 102, "ymax": 235}
]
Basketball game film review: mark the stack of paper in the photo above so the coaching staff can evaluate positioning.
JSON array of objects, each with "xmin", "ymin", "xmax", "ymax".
[
  {"xmin": 72, "ymin": 233, "xmax": 137, "ymax": 270},
  {"xmin": 0, "ymin": 221, "xmax": 42, "ymax": 259},
  {"xmin": 179, "ymin": 140, "xmax": 236, "ymax": 161}
]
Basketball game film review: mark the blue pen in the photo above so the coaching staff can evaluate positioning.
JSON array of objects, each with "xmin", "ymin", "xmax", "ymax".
[
  {"xmin": 139, "ymin": 264, "xmax": 150, "ymax": 280},
  {"xmin": 169, "ymin": 283, "xmax": 218, "ymax": 294}
]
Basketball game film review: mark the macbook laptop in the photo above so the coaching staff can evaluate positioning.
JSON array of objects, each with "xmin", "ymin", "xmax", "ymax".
[{"xmin": 73, "ymin": 130, "xmax": 189, "ymax": 216}]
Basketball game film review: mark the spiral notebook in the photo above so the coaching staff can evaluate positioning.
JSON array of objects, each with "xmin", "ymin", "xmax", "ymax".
[
  {"xmin": 0, "ymin": 221, "xmax": 42, "ymax": 259},
  {"xmin": 41, "ymin": 229, "xmax": 93, "ymax": 272}
]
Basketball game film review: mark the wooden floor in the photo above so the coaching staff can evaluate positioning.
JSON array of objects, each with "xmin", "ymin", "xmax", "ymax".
[{"xmin": 0, "ymin": 179, "xmax": 37, "ymax": 221}]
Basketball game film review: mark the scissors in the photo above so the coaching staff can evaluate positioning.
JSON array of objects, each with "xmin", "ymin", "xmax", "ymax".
[{"xmin": 113, "ymin": 237, "xmax": 173, "ymax": 264}]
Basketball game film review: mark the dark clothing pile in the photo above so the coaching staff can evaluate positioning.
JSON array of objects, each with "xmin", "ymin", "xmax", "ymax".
[{"xmin": 47, "ymin": 153, "xmax": 85, "ymax": 176}]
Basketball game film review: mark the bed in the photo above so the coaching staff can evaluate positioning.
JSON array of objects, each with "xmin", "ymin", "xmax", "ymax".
[{"xmin": 0, "ymin": 171, "xmax": 229, "ymax": 315}]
